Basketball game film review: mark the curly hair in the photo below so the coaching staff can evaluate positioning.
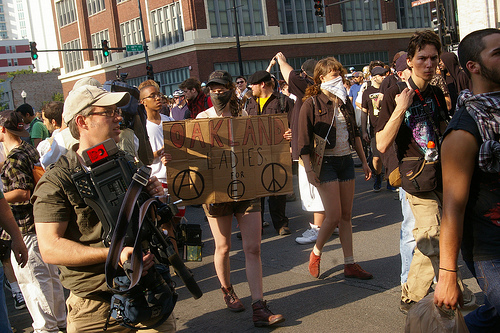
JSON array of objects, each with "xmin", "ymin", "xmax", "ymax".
[{"xmin": 303, "ymin": 57, "xmax": 346, "ymax": 101}]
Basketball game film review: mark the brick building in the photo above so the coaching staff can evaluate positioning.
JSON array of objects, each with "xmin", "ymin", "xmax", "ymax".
[
  {"xmin": 0, "ymin": 40, "xmax": 32, "ymax": 75},
  {"xmin": 52, "ymin": 0, "xmax": 451, "ymax": 96},
  {"xmin": 0, "ymin": 70, "xmax": 63, "ymax": 111}
]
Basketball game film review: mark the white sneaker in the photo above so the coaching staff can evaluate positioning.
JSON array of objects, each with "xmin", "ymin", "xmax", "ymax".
[{"xmin": 295, "ymin": 224, "xmax": 319, "ymax": 244}]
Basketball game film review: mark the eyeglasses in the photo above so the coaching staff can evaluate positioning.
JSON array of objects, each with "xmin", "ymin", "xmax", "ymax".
[
  {"xmin": 236, "ymin": 81, "xmax": 245, "ymax": 84},
  {"xmin": 89, "ymin": 108, "xmax": 122, "ymax": 118},
  {"xmin": 143, "ymin": 93, "xmax": 163, "ymax": 100}
]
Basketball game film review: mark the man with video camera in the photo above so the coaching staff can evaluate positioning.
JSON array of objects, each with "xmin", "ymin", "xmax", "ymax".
[{"xmin": 32, "ymin": 84, "xmax": 176, "ymax": 332}]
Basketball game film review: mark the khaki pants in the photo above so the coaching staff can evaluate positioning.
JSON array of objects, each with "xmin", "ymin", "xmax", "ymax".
[
  {"xmin": 401, "ymin": 190, "xmax": 442, "ymax": 303},
  {"xmin": 66, "ymin": 292, "xmax": 176, "ymax": 333}
]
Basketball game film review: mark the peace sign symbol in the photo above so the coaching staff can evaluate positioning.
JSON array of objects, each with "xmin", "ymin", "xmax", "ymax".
[
  {"xmin": 261, "ymin": 163, "xmax": 287, "ymax": 193},
  {"xmin": 227, "ymin": 180, "xmax": 245, "ymax": 200},
  {"xmin": 172, "ymin": 169, "xmax": 205, "ymax": 200}
]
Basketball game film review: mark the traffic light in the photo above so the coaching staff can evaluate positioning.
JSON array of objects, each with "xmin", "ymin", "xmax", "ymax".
[
  {"xmin": 101, "ymin": 40, "xmax": 110, "ymax": 57},
  {"xmin": 314, "ymin": 0, "xmax": 323, "ymax": 17},
  {"xmin": 146, "ymin": 64, "xmax": 154, "ymax": 80},
  {"xmin": 29, "ymin": 42, "xmax": 38, "ymax": 60},
  {"xmin": 431, "ymin": 4, "xmax": 446, "ymax": 35}
]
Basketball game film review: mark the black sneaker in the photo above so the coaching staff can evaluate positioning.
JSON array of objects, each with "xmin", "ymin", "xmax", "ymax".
[
  {"xmin": 13, "ymin": 292, "xmax": 26, "ymax": 310},
  {"xmin": 4, "ymin": 279, "xmax": 11, "ymax": 292},
  {"xmin": 399, "ymin": 300, "xmax": 416, "ymax": 315},
  {"xmin": 373, "ymin": 174, "xmax": 382, "ymax": 192}
]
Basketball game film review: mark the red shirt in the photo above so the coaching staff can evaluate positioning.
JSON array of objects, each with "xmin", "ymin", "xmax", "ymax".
[{"xmin": 187, "ymin": 91, "xmax": 212, "ymax": 119}]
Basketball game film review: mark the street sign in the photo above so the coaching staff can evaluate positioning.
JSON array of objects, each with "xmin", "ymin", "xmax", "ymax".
[
  {"xmin": 126, "ymin": 44, "xmax": 143, "ymax": 52},
  {"xmin": 411, "ymin": 0, "xmax": 433, "ymax": 7}
]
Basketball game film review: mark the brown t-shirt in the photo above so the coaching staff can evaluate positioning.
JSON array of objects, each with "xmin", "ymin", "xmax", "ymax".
[{"xmin": 32, "ymin": 146, "xmax": 110, "ymax": 298}]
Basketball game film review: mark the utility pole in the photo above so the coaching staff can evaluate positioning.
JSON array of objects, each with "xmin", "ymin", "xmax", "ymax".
[
  {"xmin": 137, "ymin": 0, "xmax": 153, "ymax": 79},
  {"xmin": 232, "ymin": 0, "xmax": 244, "ymax": 77}
]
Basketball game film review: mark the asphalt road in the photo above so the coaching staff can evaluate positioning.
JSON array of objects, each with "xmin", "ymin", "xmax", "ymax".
[{"xmin": 5, "ymin": 160, "xmax": 481, "ymax": 332}]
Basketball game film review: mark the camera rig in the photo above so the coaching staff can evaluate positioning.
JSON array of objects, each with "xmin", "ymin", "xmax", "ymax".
[{"xmin": 71, "ymin": 139, "xmax": 202, "ymax": 329}]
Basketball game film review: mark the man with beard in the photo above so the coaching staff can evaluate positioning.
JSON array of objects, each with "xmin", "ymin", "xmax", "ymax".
[
  {"xmin": 245, "ymin": 70, "xmax": 292, "ymax": 236},
  {"xmin": 179, "ymin": 77, "xmax": 212, "ymax": 119},
  {"xmin": 434, "ymin": 28, "xmax": 500, "ymax": 332}
]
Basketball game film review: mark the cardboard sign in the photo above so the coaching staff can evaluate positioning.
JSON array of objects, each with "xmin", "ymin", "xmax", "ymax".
[{"xmin": 163, "ymin": 114, "xmax": 293, "ymax": 205}]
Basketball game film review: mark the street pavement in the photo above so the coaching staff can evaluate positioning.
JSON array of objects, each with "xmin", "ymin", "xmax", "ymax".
[{"xmin": 5, "ymin": 162, "xmax": 481, "ymax": 332}]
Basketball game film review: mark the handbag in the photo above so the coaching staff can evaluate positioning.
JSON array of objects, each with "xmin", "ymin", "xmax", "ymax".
[
  {"xmin": 310, "ymin": 96, "xmax": 336, "ymax": 178},
  {"xmin": 399, "ymin": 157, "xmax": 440, "ymax": 194}
]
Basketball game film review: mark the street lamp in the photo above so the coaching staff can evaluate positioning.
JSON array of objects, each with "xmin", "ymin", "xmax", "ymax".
[{"xmin": 21, "ymin": 90, "xmax": 27, "ymax": 104}]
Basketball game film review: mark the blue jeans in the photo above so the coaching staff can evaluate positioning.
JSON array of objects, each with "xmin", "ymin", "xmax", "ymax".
[
  {"xmin": 465, "ymin": 259, "xmax": 500, "ymax": 333},
  {"xmin": 0, "ymin": 266, "xmax": 13, "ymax": 333},
  {"xmin": 399, "ymin": 188, "xmax": 416, "ymax": 284}
]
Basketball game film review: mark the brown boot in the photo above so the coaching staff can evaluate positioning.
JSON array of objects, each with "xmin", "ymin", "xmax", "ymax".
[
  {"xmin": 252, "ymin": 300, "xmax": 285, "ymax": 327},
  {"xmin": 221, "ymin": 285, "xmax": 245, "ymax": 312}
]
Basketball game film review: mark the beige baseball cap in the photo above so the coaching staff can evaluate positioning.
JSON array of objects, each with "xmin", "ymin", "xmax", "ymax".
[{"xmin": 63, "ymin": 85, "xmax": 130, "ymax": 124}]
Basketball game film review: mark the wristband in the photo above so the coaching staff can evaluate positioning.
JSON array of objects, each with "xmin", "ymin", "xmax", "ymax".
[{"xmin": 439, "ymin": 267, "xmax": 457, "ymax": 273}]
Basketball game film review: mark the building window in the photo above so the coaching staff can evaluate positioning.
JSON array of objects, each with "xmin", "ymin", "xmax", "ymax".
[
  {"xmin": 208, "ymin": 0, "xmax": 264, "ymax": 38},
  {"xmin": 277, "ymin": 0, "xmax": 326, "ymax": 34},
  {"xmin": 62, "ymin": 39, "xmax": 83, "ymax": 73},
  {"xmin": 0, "ymin": 23, "xmax": 6, "ymax": 30},
  {"xmin": 341, "ymin": 0, "xmax": 382, "ymax": 32},
  {"xmin": 0, "ymin": 32, "xmax": 7, "ymax": 38},
  {"xmin": 119, "ymin": 18, "xmax": 144, "ymax": 57},
  {"xmin": 5, "ymin": 46, "xmax": 9, "ymax": 53},
  {"xmin": 396, "ymin": 0, "xmax": 431, "ymax": 29},
  {"xmin": 0, "ymin": 14, "xmax": 5, "ymax": 21},
  {"xmin": 91, "ymin": 29, "xmax": 110, "ymax": 65},
  {"xmin": 154, "ymin": 67, "xmax": 190, "ymax": 95},
  {"xmin": 7, "ymin": 59, "xmax": 11, "ymax": 66},
  {"xmin": 13, "ymin": 59, "xmax": 17, "ymax": 66},
  {"xmin": 150, "ymin": 2, "xmax": 184, "ymax": 48},
  {"xmin": 11, "ymin": 45, "xmax": 15, "ymax": 53},
  {"xmin": 20, "ymin": 29, "xmax": 26, "ymax": 37},
  {"xmin": 87, "ymin": 0, "xmax": 105, "ymax": 16},
  {"xmin": 56, "ymin": 0, "xmax": 77, "ymax": 27},
  {"xmin": 17, "ymin": 12, "xmax": 23, "ymax": 20},
  {"xmin": 19, "ymin": 21, "xmax": 25, "ymax": 28}
]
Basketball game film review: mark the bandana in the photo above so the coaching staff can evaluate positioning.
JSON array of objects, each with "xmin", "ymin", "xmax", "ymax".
[
  {"xmin": 210, "ymin": 91, "xmax": 233, "ymax": 116},
  {"xmin": 457, "ymin": 89, "xmax": 500, "ymax": 173},
  {"xmin": 320, "ymin": 76, "xmax": 347, "ymax": 104}
]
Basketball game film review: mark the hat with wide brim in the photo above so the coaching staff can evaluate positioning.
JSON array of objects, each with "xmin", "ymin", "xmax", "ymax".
[{"xmin": 63, "ymin": 85, "xmax": 130, "ymax": 124}]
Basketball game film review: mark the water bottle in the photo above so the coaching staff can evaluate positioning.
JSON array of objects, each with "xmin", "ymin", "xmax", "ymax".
[{"xmin": 425, "ymin": 141, "xmax": 438, "ymax": 162}]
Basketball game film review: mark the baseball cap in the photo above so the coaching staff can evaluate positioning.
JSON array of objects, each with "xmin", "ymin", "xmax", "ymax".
[
  {"xmin": 0, "ymin": 110, "xmax": 29, "ymax": 137},
  {"xmin": 63, "ymin": 85, "xmax": 130, "ymax": 124},
  {"xmin": 395, "ymin": 53, "xmax": 408, "ymax": 72},
  {"xmin": 371, "ymin": 66, "xmax": 389, "ymax": 76},
  {"xmin": 352, "ymin": 71, "xmax": 363, "ymax": 78},
  {"xmin": 248, "ymin": 71, "xmax": 271, "ymax": 85},
  {"xmin": 72, "ymin": 77, "xmax": 102, "ymax": 90},
  {"xmin": 207, "ymin": 70, "xmax": 232, "ymax": 86},
  {"xmin": 301, "ymin": 59, "xmax": 317, "ymax": 78},
  {"xmin": 173, "ymin": 89, "xmax": 185, "ymax": 97}
]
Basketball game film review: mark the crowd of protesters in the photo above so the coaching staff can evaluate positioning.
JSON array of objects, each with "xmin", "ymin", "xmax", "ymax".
[{"xmin": 0, "ymin": 28, "xmax": 499, "ymax": 332}]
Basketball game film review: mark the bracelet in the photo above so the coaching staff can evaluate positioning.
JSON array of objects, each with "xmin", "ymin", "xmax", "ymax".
[{"xmin": 439, "ymin": 267, "xmax": 458, "ymax": 273}]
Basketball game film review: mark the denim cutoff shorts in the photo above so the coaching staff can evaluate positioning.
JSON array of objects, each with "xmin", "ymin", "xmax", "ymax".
[{"xmin": 318, "ymin": 155, "xmax": 355, "ymax": 183}]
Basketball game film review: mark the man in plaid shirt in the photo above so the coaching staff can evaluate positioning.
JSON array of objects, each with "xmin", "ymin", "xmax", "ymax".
[{"xmin": 0, "ymin": 110, "xmax": 66, "ymax": 332}]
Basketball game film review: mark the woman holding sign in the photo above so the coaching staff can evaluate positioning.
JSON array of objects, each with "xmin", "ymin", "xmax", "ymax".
[
  {"xmin": 196, "ymin": 70, "xmax": 285, "ymax": 327},
  {"xmin": 298, "ymin": 57, "xmax": 373, "ymax": 280}
]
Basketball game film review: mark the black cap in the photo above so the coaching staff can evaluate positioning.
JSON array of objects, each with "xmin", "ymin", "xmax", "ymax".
[
  {"xmin": 248, "ymin": 71, "xmax": 272, "ymax": 85},
  {"xmin": 371, "ymin": 66, "xmax": 389, "ymax": 76},
  {"xmin": 207, "ymin": 70, "xmax": 232, "ymax": 86},
  {"xmin": 0, "ymin": 110, "xmax": 29, "ymax": 137},
  {"xmin": 301, "ymin": 59, "xmax": 317, "ymax": 78},
  {"xmin": 395, "ymin": 53, "xmax": 408, "ymax": 72}
]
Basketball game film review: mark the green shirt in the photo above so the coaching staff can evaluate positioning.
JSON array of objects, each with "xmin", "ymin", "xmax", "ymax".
[{"xmin": 29, "ymin": 118, "xmax": 49, "ymax": 146}]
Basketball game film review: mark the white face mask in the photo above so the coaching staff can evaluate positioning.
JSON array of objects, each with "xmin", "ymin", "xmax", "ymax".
[{"xmin": 320, "ymin": 76, "xmax": 347, "ymax": 104}]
